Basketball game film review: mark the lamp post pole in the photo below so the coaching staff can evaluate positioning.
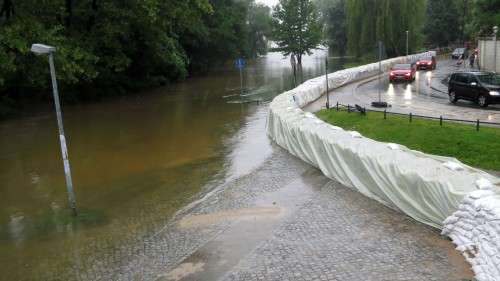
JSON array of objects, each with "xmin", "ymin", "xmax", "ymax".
[
  {"xmin": 378, "ymin": 41, "xmax": 382, "ymax": 103},
  {"xmin": 325, "ymin": 56, "xmax": 329, "ymax": 109},
  {"xmin": 406, "ymin": 30, "xmax": 409, "ymax": 57},
  {"xmin": 32, "ymin": 44, "xmax": 77, "ymax": 216},
  {"xmin": 494, "ymin": 26, "xmax": 498, "ymax": 73}
]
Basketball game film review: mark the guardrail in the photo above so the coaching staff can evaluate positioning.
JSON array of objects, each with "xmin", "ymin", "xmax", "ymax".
[{"xmin": 330, "ymin": 102, "xmax": 500, "ymax": 131}]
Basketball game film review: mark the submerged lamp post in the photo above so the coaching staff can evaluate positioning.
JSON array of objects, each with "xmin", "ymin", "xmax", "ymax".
[{"xmin": 31, "ymin": 44, "xmax": 77, "ymax": 216}]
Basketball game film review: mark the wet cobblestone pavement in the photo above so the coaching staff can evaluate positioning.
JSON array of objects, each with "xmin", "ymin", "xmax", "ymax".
[
  {"xmin": 98, "ymin": 146, "xmax": 472, "ymax": 281},
  {"xmin": 222, "ymin": 181, "xmax": 472, "ymax": 281}
]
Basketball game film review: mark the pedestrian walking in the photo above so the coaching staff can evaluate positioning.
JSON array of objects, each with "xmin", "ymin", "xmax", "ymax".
[
  {"xmin": 457, "ymin": 54, "xmax": 464, "ymax": 66},
  {"xmin": 469, "ymin": 52, "xmax": 476, "ymax": 68}
]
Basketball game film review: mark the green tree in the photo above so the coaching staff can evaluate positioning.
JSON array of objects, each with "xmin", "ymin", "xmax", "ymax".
[
  {"xmin": 247, "ymin": 3, "xmax": 272, "ymax": 58},
  {"xmin": 1, "ymin": 0, "xmax": 270, "ymax": 117},
  {"xmin": 424, "ymin": 0, "xmax": 460, "ymax": 47},
  {"xmin": 469, "ymin": 0, "xmax": 500, "ymax": 37},
  {"xmin": 325, "ymin": 0, "xmax": 347, "ymax": 56},
  {"xmin": 271, "ymin": 0, "xmax": 322, "ymax": 64},
  {"xmin": 346, "ymin": 0, "xmax": 425, "ymax": 58}
]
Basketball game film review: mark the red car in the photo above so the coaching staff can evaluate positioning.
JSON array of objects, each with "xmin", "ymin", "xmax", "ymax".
[
  {"xmin": 416, "ymin": 56, "xmax": 436, "ymax": 70},
  {"xmin": 389, "ymin": 63, "xmax": 416, "ymax": 83}
]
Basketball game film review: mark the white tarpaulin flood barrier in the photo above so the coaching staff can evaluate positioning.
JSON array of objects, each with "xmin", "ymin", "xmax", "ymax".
[{"xmin": 266, "ymin": 51, "xmax": 500, "ymax": 280}]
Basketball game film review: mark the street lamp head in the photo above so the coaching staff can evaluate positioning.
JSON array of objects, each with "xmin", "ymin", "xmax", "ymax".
[
  {"xmin": 31, "ymin": 44, "xmax": 56, "ymax": 55},
  {"xmin": 494, "ymin": 26, "xmax": 498, "ymax": 34}
]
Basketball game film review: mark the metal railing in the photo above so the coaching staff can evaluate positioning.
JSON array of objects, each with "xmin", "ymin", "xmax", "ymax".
[{"xmin": 330, "ymin": 102, "xmax": 500, "ymax": 131}]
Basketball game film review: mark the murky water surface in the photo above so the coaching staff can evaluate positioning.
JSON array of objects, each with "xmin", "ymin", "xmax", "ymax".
[{"xmin": 0, "ymin": 51, "xmax": 354, "ymax": 280}]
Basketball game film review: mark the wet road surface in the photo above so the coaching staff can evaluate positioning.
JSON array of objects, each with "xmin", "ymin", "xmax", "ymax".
[{"xmin": 307, "ymin": 59, "xmax": 500, "ymax": 123}]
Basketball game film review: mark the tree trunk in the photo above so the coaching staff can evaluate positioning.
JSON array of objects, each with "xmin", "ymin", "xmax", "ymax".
[
  {"xmin": 87, "ymin": 0, "xmax": 98, "ymax": 31},
  {"xmin": 0, "ymin": 0, "xmax": 14, "ymax": 20},
  {"xmin": 65, "ymin": 0, "xmax": 73, "ymax": 26},
  {"xmin": 297, "ymin": 54, "xmax": 302, "ymax": 65}
]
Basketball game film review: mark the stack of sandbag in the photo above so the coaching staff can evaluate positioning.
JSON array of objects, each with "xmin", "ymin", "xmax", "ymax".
[{"xmin": 442, "ymin": 180, "xmax": 500, "ymax": 281}]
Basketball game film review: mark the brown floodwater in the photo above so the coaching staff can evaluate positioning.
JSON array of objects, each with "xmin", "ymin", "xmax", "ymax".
[{"xmin": 0, "ymin": 51, "xmax": 354, "ymax": 280}]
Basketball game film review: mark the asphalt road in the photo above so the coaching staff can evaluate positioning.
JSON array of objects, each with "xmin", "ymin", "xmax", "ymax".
[{"xmin": 306, "ymin": 59, "xmax": 500, "ymax": 123}]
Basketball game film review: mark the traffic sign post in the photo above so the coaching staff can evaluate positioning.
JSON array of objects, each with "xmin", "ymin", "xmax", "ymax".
[{"xmin": 235, "ymin": 58, "xmax": 246, "ymax": 96}]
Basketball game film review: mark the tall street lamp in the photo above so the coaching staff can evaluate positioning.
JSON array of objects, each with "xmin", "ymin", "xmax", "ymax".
[
  {"xmin": 494, "ymin": 26, "xmax": 498, "ymax": 73},
  {"xmin": 31, "ymin": 44, "xmax": 78, "ymax": 216},
  {"xmin": 325, "ymin": 55, "xmax": 329, "ymax": 109},
  {"xmin": 406, "ymin": 30, "xmax": 409, "ymax": 57}
]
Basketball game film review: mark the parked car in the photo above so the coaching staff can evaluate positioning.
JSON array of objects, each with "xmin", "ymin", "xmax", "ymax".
[
  {"xmin": 389, "ymin": 63, "xmax": 416, "ymax": 82},
  {"xmin": 448, "ymin": 72, "xmax": 500, "ymax": 107},
  {"xmin": 451, "ymin": 48, "xmax": 468, "ymax": 59},
  {"xmin": 416, "ymin": 56, "xmax": 436, "ymax": 70}
]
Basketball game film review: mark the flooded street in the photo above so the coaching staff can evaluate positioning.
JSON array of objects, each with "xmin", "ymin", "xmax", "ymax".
[{"xmin": 0, "ymin": 50, "xmax": 352, "ymax": 280}]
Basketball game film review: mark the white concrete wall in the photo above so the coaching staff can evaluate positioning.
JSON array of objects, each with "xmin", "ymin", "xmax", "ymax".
[{"xmin": 479, "ymin": 39, "xmax": 500, "ymax": 72}]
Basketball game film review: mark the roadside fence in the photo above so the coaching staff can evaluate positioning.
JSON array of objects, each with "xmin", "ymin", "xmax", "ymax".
[{"xmin": 329, "ymin": 102, "xmax": 500, "ymax": 131}]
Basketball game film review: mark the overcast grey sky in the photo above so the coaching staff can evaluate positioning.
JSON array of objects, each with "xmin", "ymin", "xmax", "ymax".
[{"xmin": 256, "ymin": 0, "xmax": 278, "ymax": 7}]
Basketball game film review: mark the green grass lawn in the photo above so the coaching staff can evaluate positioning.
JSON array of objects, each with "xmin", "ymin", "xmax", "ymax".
[{"xmin": 316, "ymin": 109, "xmax": 500, "ymax": 171}]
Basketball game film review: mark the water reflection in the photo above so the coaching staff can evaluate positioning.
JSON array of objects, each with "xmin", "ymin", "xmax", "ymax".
[
  {"xmin": 404, "ymin": 84, "xmax": 413, "ymax": 100},
  {"xmin": 425, "ymin": 71, "xmax": 432, "ymax": 86}
]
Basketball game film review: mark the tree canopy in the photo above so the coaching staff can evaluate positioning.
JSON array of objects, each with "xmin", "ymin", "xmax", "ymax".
[
  {"xmin": 424, "ymin": 0, "xmax": 460, "ymax": 47},
  {"xmin": 271, "ymin": 0, "xmax": 322, "ymax": 64},
  {"xmin": 346, "ymin": 0, "xmax": 426, "ymax": 58},
  {"xmin": 0, "ymin": 0, "xmax": 272, "ymax": 117}
]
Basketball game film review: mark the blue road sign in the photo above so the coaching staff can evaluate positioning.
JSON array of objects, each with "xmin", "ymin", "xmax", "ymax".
[{"xmin": 235, "ymin": 58, "xmax": 246, "ymax": 69}]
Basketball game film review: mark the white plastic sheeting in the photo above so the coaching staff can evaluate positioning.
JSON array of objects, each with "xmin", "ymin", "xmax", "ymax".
[
  {"xmin": 267, "ymin": 51, "xmax": 499, "ymax": 229},
  {"xmin": 267, "ymin": 51, "xmax": 500, "ymax": 280}
]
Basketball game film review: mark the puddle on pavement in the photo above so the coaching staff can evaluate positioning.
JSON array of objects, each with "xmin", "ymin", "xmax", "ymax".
[
  {"xmin": 159, "ymin": 168, "xmax": 329, "ymax": 281},
  {"xmin": 178, "ymin": 207, "xmax": 283, "ymax": 229},
  {"xmin": 158, "ymin": 262, "xmax": 205, "ymax": 281}
]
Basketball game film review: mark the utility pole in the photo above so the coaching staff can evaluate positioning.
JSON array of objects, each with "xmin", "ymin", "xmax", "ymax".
[{"xmin": 31, "ymin": 44, "xmax": 77, "ymax": 216}]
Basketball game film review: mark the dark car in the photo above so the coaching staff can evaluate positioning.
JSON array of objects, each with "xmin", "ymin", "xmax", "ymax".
[
  {"xmin": 416, "ymin": 56, "xmax": 436, "ymax": 70},
  {"xmin": 448, "ymin": 72, "xmax": 500, "ymax": 107},
  {"xmin": 451, "ymin": 48, "xmax": 468, "ymax": 59},
  {"xmin": 389, "ymin": 63, "xmax": 416, "ymax": 83}
]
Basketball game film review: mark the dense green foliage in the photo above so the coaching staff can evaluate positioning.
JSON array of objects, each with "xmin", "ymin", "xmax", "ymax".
[
  {"xmin": 314, "ymin": 0, "xmax": 347, "ymax": 56},
  {"xmin": 469, "ymin": 0, "xmax": 500, "ymax": 37},
  {"xmin": 346, "ymin": 0, "xmax": 426, "ymax": 58},
  {"xmin": 271, "ymin": 0, "xmax": 322, "ymax": 64},
  {"xmin": 316, "ymin": 109, "xmax": 500, "ymax": 171},
  {"xmin": 0, "ymin": 0, "xmax": 271, "ymax": 117},
  {"xmin": 423, "ymin": 0, "xmax": 461, "ymax": 47}
]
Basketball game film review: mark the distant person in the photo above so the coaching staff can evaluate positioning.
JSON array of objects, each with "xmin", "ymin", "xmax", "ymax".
[
  {"xmin": 469, "ymin": 52, "xmax": 476, "ymax": 68},
  {"xmin": 457, "ymin": 54, "xmax": 464, "ymax": 66}
]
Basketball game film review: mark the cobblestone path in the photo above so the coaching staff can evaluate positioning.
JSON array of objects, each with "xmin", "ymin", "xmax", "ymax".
[{"xmin": 222, "ymin": 181, "xmax": 472, "ymax": 281}]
